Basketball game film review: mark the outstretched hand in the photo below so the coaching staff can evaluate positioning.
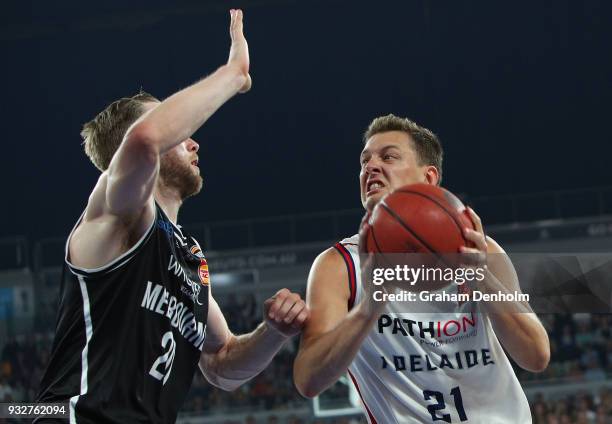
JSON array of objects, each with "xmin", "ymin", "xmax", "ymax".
[{"xmin": 228, "ymin": 9, "xmax": 252, "ymax": 93}]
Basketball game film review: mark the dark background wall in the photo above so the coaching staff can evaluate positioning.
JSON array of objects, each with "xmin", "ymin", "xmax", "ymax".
[{"xmin": 2, "ymin": 0, "xmax": 611, "ymax": 240}]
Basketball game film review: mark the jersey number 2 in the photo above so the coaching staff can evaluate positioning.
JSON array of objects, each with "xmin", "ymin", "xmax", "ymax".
[
  {"xmin": 149, "ymin": 331, "xmax": 176, "ymax": 385},
  {"xmin": 423, "ymin": 386, "xmax": 468, "ymax": 422}
]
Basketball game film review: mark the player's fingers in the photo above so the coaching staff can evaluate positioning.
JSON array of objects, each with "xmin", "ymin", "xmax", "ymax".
[
  {"xmin": 459, "ymin": 246, "xmax": 486, "ymax": 266},
  {"xmin": 463, "ymin": 228, "xmax": 487, "ymax": 251},
  {"xmin": 234, "ymin": 9, "xmax": 244, "ymax": 38},
  {"xmin": 229, "ymin": 9, "xmax": 236, "ymax": 39},
  {"xmin": 283, "ymin": 299, "xmax": 306, "ymax": 324},
  {"xmin": 275, "ymin": 293, "xmax": 301, "ymax": 322},
  {"xmin": 266, "ymin": 288, "xmax": 289, "ymax": 319},
  {"xmin": 467, "ymin": 207, "xmax": 484, "ymax": 234},
  {"xmin": 291, "ymin": 309, "xmax": 310, "ymax": 329},
  {"xmin": 263, "ymin": 297, "xmax": 275, "ymax": 319}
]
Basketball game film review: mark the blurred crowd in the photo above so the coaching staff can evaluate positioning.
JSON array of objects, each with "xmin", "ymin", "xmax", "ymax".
[
  {"xmin": 0, "ymin": 333, "xmax": 51, "ymax": 404},
  {"xmin": 1, "ymin": 301, "xmax": 611, "ymax": 422},
  {"xmin": 530, "ymin": 389, "xmax": 611, "ymax": 424},
  {"xmin": 517, "ymin": 314, "xmax": 612, "ymax": 383}
]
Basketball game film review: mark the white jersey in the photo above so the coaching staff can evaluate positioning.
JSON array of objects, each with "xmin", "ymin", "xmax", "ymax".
[{"xmin": 334, "ymin": 235, "xmax": 532, "ymax": 424}]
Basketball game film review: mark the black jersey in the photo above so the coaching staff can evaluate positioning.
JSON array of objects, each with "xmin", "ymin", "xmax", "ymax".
[{"xmin": 36, "ymin": 204, "xmax": 210, "ymax": 424}]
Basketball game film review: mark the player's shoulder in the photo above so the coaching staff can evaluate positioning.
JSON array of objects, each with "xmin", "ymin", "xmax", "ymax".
[
  {"xmin": 312, "ymin": 234, "xmax": 358, "ymax": 270},
  {"xmin": 338, "ymin": 233, "xmax": 359, "ymax": 247},
  {"xmin": 307, "ymin": 242, "xmax": 353, "ymax": 301},
  {"xmin": 309, "ymin": 234, "xmax": 360, "ymax": 285},
  {"xmin": 311, "ymin": 246, "xmax": 344, "ymax": 273}
]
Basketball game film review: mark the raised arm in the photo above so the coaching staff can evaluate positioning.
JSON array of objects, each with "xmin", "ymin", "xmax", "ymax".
[
  {"xmin": 70, "ymin": 10, "xmax": 251, "ymax": 269},
  {"xmin": 293, "ymin": 247, "xmax": 384, "ymax": 398},
  {"xmin": 199, "ymin": 289, "xmax": 308, "ymax": 391},
  {"xmin": 106, "ymin": 9, "xmax": 251, "ymax": 217}
]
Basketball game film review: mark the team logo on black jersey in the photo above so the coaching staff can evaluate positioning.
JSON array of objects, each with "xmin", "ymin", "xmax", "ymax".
[
  {"xmin": 190, "ymin": 245, "xmax": 204, "ymax": 258},
  {"xmin": 198, "ymin": 258, "xmax": 210, "ymax": 286},
  {"xmin": 157, "ymin": 219, "xmax": 174, "ymax": 237},
  {"xmin": 189, "ymin": 246, "xmax": 211, "ymax": 286}
]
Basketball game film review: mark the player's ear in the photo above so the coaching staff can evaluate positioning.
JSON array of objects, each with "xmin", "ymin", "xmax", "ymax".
[{"xmin": 424, "ymin": 166, "xmax": 440, "ymax": 186}]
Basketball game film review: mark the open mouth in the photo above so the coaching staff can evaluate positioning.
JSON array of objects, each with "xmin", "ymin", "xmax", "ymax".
[
  {"xmin": 366, "ymin": 180, "xmax": 384, "ymax": 194},
  {"xmin": 191, "ymin": 159, "xmax": 199, "ymax": 167}
]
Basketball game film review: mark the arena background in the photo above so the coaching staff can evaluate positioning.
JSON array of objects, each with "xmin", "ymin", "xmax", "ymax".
[{"xmin": 1, "ymin": 1, "xmax": 611, "ymax": 423}]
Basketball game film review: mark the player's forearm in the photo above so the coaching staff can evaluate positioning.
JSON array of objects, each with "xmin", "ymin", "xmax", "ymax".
[
  {"xmin": 294, "ymin": 302, "xmax": 378, "ymax": 398},
  {"xmin": 488, "ymin": 311, "xmax": 550, "ymax": 372},
  {"xmin": 477, "ymin": 270, "xmax": 550, "ymax": 372},
  {"xmin": 126, "ymin": 65, "xmax": 247, "ymax": 154},
  {"xmin": 202, "ymin": 322, "xmax": 288, "ymax": 390}
]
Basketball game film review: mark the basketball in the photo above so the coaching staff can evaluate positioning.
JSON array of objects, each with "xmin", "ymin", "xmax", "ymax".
[{"xmin": 365, "ymin": 183, "xmax": 476, "ymax": 256}]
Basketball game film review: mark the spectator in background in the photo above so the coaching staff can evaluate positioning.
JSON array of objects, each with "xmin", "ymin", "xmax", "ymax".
[{"xmin": 0, "ymin": 375, "xmax": 13, "ymax": 401}]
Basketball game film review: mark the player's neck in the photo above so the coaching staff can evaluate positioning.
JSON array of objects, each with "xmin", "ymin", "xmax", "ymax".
[{"xmin": 154, "ymin": 183, "xmax": 182, "ymax": 224}]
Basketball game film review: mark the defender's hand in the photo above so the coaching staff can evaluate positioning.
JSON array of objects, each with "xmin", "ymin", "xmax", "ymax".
[
  {"xmin": 228, "ymin": 9, "xmax": 252, "ymax": 93},
  {"xmin": 264, "ymin": 289, "xmax": 309, "ymax": 338}
]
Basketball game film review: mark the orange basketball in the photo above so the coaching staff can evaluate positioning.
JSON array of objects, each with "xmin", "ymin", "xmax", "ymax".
[{"xmin": 365, "ymin": 183, "xmax": 475, "ymax": 256}]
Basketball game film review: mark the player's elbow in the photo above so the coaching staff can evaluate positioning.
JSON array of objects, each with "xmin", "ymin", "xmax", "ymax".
[
  {"xmin": 522, "ymin": 344, "xmax": 550, "ymax": 373},
  {"xmin": 123, "ymin": 121, "xmax": 162, "ymax": 155},
  {"xmin": 299, "ymin": 385, "xmax": 321, "ymax": 399},
  {"xmin": 293, "ymin": 362, "xmax": 322, "ymax": 398},
  {"xmin": 294, "ymin": 378, "xmax": 320, "ymax": 399},
  {"xmin": 530, "ymin": 345, "xmax": 551, "ymax": 373},
  {"xmin": 214, "ymin": 378, "xmax": 244, "ymax": 392},
  {"xmin": 200, "ymin": 368, "xmax": 247, "ymax": 392}
]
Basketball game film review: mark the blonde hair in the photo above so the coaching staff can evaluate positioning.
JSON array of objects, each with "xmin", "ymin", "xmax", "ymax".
[{"xmin": 81, "ymin": 91, "xmax": 158, "ymax": 171}]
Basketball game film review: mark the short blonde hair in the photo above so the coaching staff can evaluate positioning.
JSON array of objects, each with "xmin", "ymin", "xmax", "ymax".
[
  {"xmin": 81, "ymin": 91, "xmax": 158, "ymax": 171},
  {"xmin": 364, "ymin": 114, "xmax": 444, "ymax": 184}
]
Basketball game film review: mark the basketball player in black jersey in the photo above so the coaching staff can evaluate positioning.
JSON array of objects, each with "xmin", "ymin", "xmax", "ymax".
[{"xmin": 36, "ymin": 10, "xmax": 309, "ymax": 423}]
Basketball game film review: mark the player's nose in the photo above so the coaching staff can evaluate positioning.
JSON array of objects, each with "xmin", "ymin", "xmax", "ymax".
[
  {"xmin": 365, "ymin": 157, "xmax": 382, "ymax": 174},
  {"xmin": 186, "ymin": 138, "xmax": 199, "ymax": 152}
]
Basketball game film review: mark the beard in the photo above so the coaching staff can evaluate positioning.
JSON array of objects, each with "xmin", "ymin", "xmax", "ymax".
[{"xmin": 159, "ymin": 150, "xmax": 203, "ymax": 200}]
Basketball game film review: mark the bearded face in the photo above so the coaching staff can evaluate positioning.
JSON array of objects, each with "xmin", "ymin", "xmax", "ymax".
[{"xmin": 159, "ymin": 145, "xmax": 203, "ymax": 200}]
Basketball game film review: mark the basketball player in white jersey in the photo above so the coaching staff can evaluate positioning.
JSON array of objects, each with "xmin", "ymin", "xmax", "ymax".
[{"xmin": 294, "ymin": 114, "xmax": 550, "ymax": 423}]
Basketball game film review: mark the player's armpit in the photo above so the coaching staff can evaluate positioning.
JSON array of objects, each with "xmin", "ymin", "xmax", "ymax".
[
  {"xmin": 294, "ymin": 247, "xmax": 375, "ymax": 398},
  {"xmin": 68, "ymin": 172, "xmax": 156, "ymax": 270}
]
